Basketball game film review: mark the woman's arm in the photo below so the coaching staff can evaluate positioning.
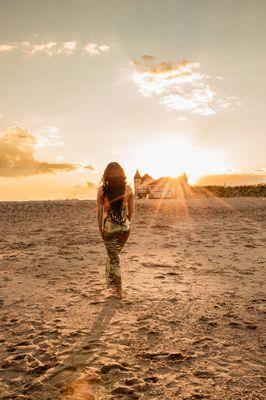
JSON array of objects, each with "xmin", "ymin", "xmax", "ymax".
[
  {"xmin": 127, "ymin": 186, "xmax": 134, "ymax": 221},
  {"xmin": 97, "ymin": 186, "xmax": 104, "ymax": 237}
]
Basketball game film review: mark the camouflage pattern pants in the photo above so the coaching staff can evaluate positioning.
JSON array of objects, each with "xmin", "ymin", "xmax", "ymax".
[{"xmin": 102, "ymin": 219, "xmax": 130, "ymax": 290}]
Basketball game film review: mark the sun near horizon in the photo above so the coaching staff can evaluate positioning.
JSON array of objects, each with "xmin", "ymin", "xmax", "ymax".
[
  {"xmin": 0, "ymin": 125, "xmax": 265, "ymax": 201},
  {"xmin": 126, "ymin": 135, "xmax": 229, "ymax": 185}
]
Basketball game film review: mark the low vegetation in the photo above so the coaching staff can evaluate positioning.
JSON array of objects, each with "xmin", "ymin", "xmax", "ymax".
[{"xmin": 191, "ymin": 184, "xmax": 266, "ymax": 197}]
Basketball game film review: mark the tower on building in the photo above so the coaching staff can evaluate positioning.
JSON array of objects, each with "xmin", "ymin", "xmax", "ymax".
[{"xmin": 134, "ymin": 169, "xmax": 141, "ymax": 196}]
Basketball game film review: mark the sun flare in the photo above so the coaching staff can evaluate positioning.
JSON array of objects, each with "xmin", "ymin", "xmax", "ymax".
[{"xmin": 130, "ymin": 135, "xmax": 228, "ymax": 184}]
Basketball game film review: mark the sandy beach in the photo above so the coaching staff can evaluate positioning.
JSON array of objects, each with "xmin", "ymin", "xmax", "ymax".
[{"xmin": 0, "ymin": 198, "xmax": 265, "ymax": 400}]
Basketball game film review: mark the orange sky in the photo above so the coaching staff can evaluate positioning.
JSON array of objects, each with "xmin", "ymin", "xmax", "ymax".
[{"xmin": 0, "ymin": 1, "xmax": 265, "ymax": 200}]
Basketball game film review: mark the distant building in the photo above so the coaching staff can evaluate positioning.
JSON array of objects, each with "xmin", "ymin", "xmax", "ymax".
[{"xmin": 134, "ymin": 170, "xmax": 189, "ymax": 199}]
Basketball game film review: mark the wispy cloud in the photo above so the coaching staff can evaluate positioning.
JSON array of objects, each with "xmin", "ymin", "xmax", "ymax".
[
  {"xmin": 83, "ymin": 43, "xmax": 110, "ymax": 55},
  {"xmin": 83, "ymin": 164, "xmax": 95, "ymax": 170},
  {"xmin": 0, "ymin": 127, "xmax": 77, "ymax": 177},
  {"xmin": 0, "ymin": 40, "xmax": 110, "ymax": 56},
  {"xmin": 131, "ymin": 55, "xmax": 241, "ymax": 117},
  {"xmin": 63, "ymin": 41, "xmax": 77, "ymax": 51},
  {"xmin": 35, "ymin": 126, "xmax": 65, "ymax": 148},
  {"xmin": 0, "ymin": 44, "xmax": 16, "ymax": 52}
]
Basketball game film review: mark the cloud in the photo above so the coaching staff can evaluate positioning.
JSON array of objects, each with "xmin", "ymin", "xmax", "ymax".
[
  {"xmin": 141, "ymin": 54, "xmax": 154, "ymax": 62},
  {"xmin": 0, "ymin": 40, "xmax": 110, "ymax": 56},
  {"xmin": 131, "ymin": 56, "xmax": 240, "ymax": 117},
  {"xmin": 34, "ymin": 126, "xmax": 64, "ymax": 148},
  {"xmin": 87, "ymin": 181, "xmax": 97, "ymax": 189},
  {"xmin": 0, "ymin": 127, "xmax": 77, "ymax": 177},
  {"xmin": 63, "ymin": 41, "xmax": 77, "ymax": 51},
  {"xmin": 29, "ymin": 41, "xmax": 58, "ymax": 55},
  {"xmin": 83, "ymin": 42, "xmax": 110, "ymax": 55},
  {"xmin": 131, "ymin": 58, "xmax": 203, "ymax": 96},
  {"xmin": 0, "ymin": 44, "xmax": 16, "ymax": 52},
  {"xmin": 83, "ymin": 164, "xmax": 95, "ymax": 171}
]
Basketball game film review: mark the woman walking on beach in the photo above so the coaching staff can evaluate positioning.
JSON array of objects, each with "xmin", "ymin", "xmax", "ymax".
[{"xmin": 97, "ymin": 162, "xmax": 133, "ymax": 299}]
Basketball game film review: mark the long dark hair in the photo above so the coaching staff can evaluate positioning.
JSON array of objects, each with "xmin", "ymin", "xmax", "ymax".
[{"xmin": 101, "ymin": 162, "xmax": 126, "ymax": 217}]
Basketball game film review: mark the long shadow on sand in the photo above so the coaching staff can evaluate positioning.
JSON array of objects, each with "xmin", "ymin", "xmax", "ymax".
[{"xmin": 47, "ymin": 295, "xmax": 121, "ymax": 390}]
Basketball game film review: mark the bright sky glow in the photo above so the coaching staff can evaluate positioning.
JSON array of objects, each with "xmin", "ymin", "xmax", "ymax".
[
  {"xmin": 126, "ymin": 135, "xmax": 227, "ymax": 184},
  {"xmin": 0, "ymin": 0, "xmax": 265, "ymax": 199}
]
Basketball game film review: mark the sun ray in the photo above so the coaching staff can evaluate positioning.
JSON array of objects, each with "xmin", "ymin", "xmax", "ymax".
[{"xmin": 192, "ymin": 185, "xmax": 264, "ymax": 232}]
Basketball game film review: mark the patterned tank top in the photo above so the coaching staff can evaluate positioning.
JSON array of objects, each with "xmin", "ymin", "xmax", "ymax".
[{"xmin": 103, "ymin": 195, "xmax": 128, "ymax": 224}]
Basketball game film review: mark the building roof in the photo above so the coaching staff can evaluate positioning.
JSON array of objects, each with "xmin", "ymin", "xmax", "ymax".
[
  {"xmin": 135, "ymin": 170, "xmax": 189, "ymax": 187},
  {"xmin": 134, "ymin": 169, "xmax": 141, "ymax": 179},
  {"xmin": 149, "ymin": 177, "xmax": 172, "ymax": 187},
  {"xmin": 141, "ymin": 173, "xmax": 153, "ymax": 183}
]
